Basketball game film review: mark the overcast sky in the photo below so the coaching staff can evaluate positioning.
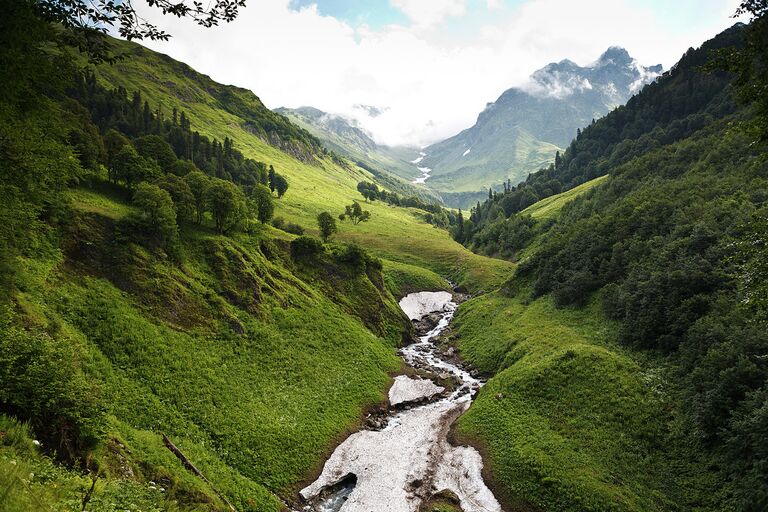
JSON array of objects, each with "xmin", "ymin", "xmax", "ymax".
[{"xmin": 133, "ymin": 0, "xmax": 744, "ymax": 146}]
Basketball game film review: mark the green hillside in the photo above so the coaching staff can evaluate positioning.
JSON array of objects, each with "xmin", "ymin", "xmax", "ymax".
[
  {"xmin": 521, "ymin": 174, "xmax": 609, "ymax": 220},
  {"xmin": 274, "ymin": 106, "xmax": 425, "ymax": 186},
  {"xmin": 0, "ymin": 9, "xmax": 511, "ymax": 511},
  {"xmin": 93, "ymin": 39, "xmax": 511, "ymax": 292},
  {"xmin": 447, "ymin": 22, "xmax": 768, "ymax": 512},
  {"xmin": 2, "ymin": 3, "xmax": 767, "ymax": 512}
]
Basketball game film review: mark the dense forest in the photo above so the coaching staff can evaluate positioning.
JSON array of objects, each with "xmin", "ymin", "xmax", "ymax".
[{"xmin": 454, "ymin": 15, "xmax": 768, "ymax": 510}]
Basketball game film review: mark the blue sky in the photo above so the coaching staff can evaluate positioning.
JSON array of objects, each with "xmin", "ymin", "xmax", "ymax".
[
  {"xmin": 288, "ymin": 0, "xmax": 738, "ymax": 35},
  {"xmin": 289, "ymin": 0, "xmax": 410, "ymax": 28},
  {"xmin": 138, "ymin": 0, "xmax": 744, "ymax": 145}
]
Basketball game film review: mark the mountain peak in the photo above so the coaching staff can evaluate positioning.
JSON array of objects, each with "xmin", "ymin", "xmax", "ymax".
[{"xmin": 597, "ymin": 46, "xmax": 632, "ymax": 66}]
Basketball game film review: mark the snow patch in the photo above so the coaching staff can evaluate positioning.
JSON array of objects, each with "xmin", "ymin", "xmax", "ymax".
[
  {"xmin": 389, "ymin": 376, "xmax": 444, "ymax": 407},
  {"xmin": 462, "ymin": 148, "xmax": 471, "ymax": 157},
  {"xmin": 398, "ymin": 291, "xmax": 453, "ymax": 321}
]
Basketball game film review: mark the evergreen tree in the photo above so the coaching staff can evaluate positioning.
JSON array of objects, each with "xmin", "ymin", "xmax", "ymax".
[
  {"xmin": 455, "ymin": 209, "xmax": 465, "ymax": 243},
  {"xmin": 268, "ymin": 165, "xmax": 276, "ymax": 193}
]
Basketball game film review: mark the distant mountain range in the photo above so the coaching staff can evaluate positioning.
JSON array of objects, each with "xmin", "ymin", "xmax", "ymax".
[
  {"xmin": 276, "ymin": 48, "xmax": 661, "ymax": 209},
  {"xmin": 274, "ymin": 106, "xmax": 421, "ymax": 183},
  {"xmin": 421, "ymin": 47, "xmax": 662, "ymax": 205}
]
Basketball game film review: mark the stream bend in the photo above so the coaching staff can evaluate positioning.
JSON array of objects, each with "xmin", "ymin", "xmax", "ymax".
[{"xmin": 299, "ymin": 291, "xmax": 502, "ymax": 512}]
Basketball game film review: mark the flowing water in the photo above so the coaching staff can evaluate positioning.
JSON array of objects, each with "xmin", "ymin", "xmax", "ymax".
[{"xmin": 299, "ymin": 291, "xmax": 502, "ymax": 512}]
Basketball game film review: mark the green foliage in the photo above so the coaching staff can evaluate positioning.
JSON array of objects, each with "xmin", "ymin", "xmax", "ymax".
[
  {"xmin": 462, "ymin": 24, "xmax": 744, "ymax": 251},
  {"xmin": 111, "ymin": 144, "xmax": 161, "ymax": 190},
  {"xmin": 271, "ymin": 217, "xmax": 304, "ymax": 235},
  {"xmin": 339, "ymin": 201, "xmax": 371, "ymax": 225},
  {"xmin": 718, "ymin": 2, "xmax": 768, "ymax": 139},
  {"xmin": 316, "ymin": 211, "xmax": 338, "ymax": 242},
  {"xmin": 103, "ymin": 128, "xmax": 130, "ymax": 165},
  {"xmin": 357, "ymin": 181, "xmax": 379, "ymax": 201},
  {"xmin": 0, "ymin": 308, "xmax": 104, "ymax": 461},
  {"xmin": 127, "ymin": 182, "xmax": 179, "ymax": 250},
  {"xmin": 62, "ymin": 98, "xmax": 106, "ymax": 172},
  {"xmin": 168, "ymin": 159, "xmax": 199, "ymax": 176},
  {"xmin": 249, "ymin": 183, "xmax": 274, "ymax": 225},
  {"xmin": 732, "ymin": 210, "xmax": 768, "ymax": 320},
  {"xmin": 207, "ymin": 178, "xmax": 247, "ymax": 233},
  {"xmin": 155, "ymin": 173, "xmax": 195, "ymax": 223},
  {"xmin": 134, "ymin": 134, "xmax": 177, "ymax": 171},
  {"xmin": 273, "ymin": 173, "xmax": 289, "ymax": 198},
  {"xmin": 334, "ymin": 243, "xmax": 381, "ymax": 275},
  {"xmin": 183, "ymin": 169, "xmax": 210, "ymax": 224},
  {"xmin": 290, "ymin": 235, "xmax": 325, "ymax": 259}
]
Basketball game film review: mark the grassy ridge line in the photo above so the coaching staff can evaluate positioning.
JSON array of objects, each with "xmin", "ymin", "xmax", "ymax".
[
  {"xmin": 452, "ymin": 291, "xmax": 686, "ymax": 511},
  {"xmin": 521, "ymin": 175, "xmax": 610, "ymax": 220},
  {"xmin": 93, "ymin": 39, "xmax": 513, "ymax": 293}
]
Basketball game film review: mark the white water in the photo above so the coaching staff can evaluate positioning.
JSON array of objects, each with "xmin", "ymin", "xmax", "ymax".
[
  {"xmin": 300, "ymin": 292, "xmax": 502, "ymax": 512},
  {"xmin": 410, "ymin": 152, "xmax": 431, "ymax": 184}
]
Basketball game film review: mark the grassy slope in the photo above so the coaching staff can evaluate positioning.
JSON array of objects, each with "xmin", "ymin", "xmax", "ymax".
[
  {"xmin": 13, "ymin": 184, "xmax": 415, "ymax": 511},
  {"xmin": 451, "ymin": 291, "xmax": 693, "ymax": 511},
  {"xmin": 521, "ymin": 175, "xmax": 610, "ymax": 220},
  {"xmin": 0, "ymin": 38, "xmax": 514, "ymax": 511},
  {"xmin": 95, "ymin": 39, "xmax": 513, "ymax": 293},
  {"xmin": 424, "ymin": 126, "xmax": 560, "ymax": 194}
]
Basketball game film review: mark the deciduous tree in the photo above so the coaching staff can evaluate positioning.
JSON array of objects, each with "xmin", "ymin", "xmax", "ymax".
[
  {"xmin": 317, "ymin": 212, "xmax": 338, "ymax": 242},
  {"xmin": 339, "ymin": 201, "xmax": 370, "ymax": 225}
]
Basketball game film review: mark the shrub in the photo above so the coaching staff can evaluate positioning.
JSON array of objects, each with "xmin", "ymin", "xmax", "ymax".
[
  {"xmin": 335, "ymin": 243, "xmax": 380, "ymax": 274},
  {"xmin": 273, "ymin": 217, "xmax": 304, "ymax": 235},
  {"xmin": 291, "ymin": 236, "xmax": 324, "ymax": 259},
  {"xmin": 0, "ymin": 308, "xmax": 104, "ymax": 460}
]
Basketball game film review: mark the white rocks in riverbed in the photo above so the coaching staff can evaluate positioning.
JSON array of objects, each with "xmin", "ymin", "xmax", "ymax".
[
  {"xmin": 299, "ymin": 397, "xmax": 501, "ymax": 512},
  {"xmin": 433, "ymin": 444, "xmax": 501, "ymax": 512},
  {"xmin": 399, "ymin": 291, "xmax": 453, "ymax": 321},
  {"xmin": 389, "ymin": 376, "xmax": 444, "ymax": 407}
]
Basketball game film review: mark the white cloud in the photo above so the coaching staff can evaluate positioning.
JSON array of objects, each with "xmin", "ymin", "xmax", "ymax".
[
  {"xmin": 390, "ymin": 0, "xmax": 466, "ymax": 28},
  {"xmin": 132, "ymin": 0, "xmax": 743, "ymax": 147}
]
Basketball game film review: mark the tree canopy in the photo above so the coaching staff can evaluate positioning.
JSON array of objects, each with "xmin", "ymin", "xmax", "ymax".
[
  {"xmin": 316, "ymin": 212, "xmax": 338, "ymax": 242},
  {"xmin": 339, "ymin": 201, "xmax": 370, "ymax": 225}
]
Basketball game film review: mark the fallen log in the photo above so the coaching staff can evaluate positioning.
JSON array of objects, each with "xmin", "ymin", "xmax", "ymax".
[{"xmin": 162, "ymin": 433, "xmax": 237, "ymax": 511}]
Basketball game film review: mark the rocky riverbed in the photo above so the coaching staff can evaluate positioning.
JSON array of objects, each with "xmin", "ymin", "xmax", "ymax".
[{"xmin": 298, "ymin": 291, "xmax": 502, "ymax": 512}]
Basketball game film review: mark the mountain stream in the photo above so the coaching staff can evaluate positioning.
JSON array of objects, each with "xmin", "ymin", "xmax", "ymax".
[{"xmin": 298, "ymin": 291, "xmax": 502, "ymax": 512}]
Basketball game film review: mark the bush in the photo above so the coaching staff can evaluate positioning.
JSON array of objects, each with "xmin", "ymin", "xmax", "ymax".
[
  {"xmin": 272, "ymin": 217, "xmax": 304, "ymax": 235},
  {"xmin": 334, "ymin": 243, "xmax": 380, "ymax": 275},
  {"xmin": 0, "ymin": 308, "xmax": 104, "ymax": 460},
  {"xmin": 291, "ymin": 236, "xmax": 324, "ymax": 259}
]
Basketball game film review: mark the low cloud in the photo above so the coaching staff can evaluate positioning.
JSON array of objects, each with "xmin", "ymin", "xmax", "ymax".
[{"xmin": 132, "ymin": 0, "xmax": 744, "ymax": 147}]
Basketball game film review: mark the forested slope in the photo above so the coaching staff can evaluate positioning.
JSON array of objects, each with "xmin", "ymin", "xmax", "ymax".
[{"xmin": 449, "ymin": 20, "xmax": 768, "ymax": 512}]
